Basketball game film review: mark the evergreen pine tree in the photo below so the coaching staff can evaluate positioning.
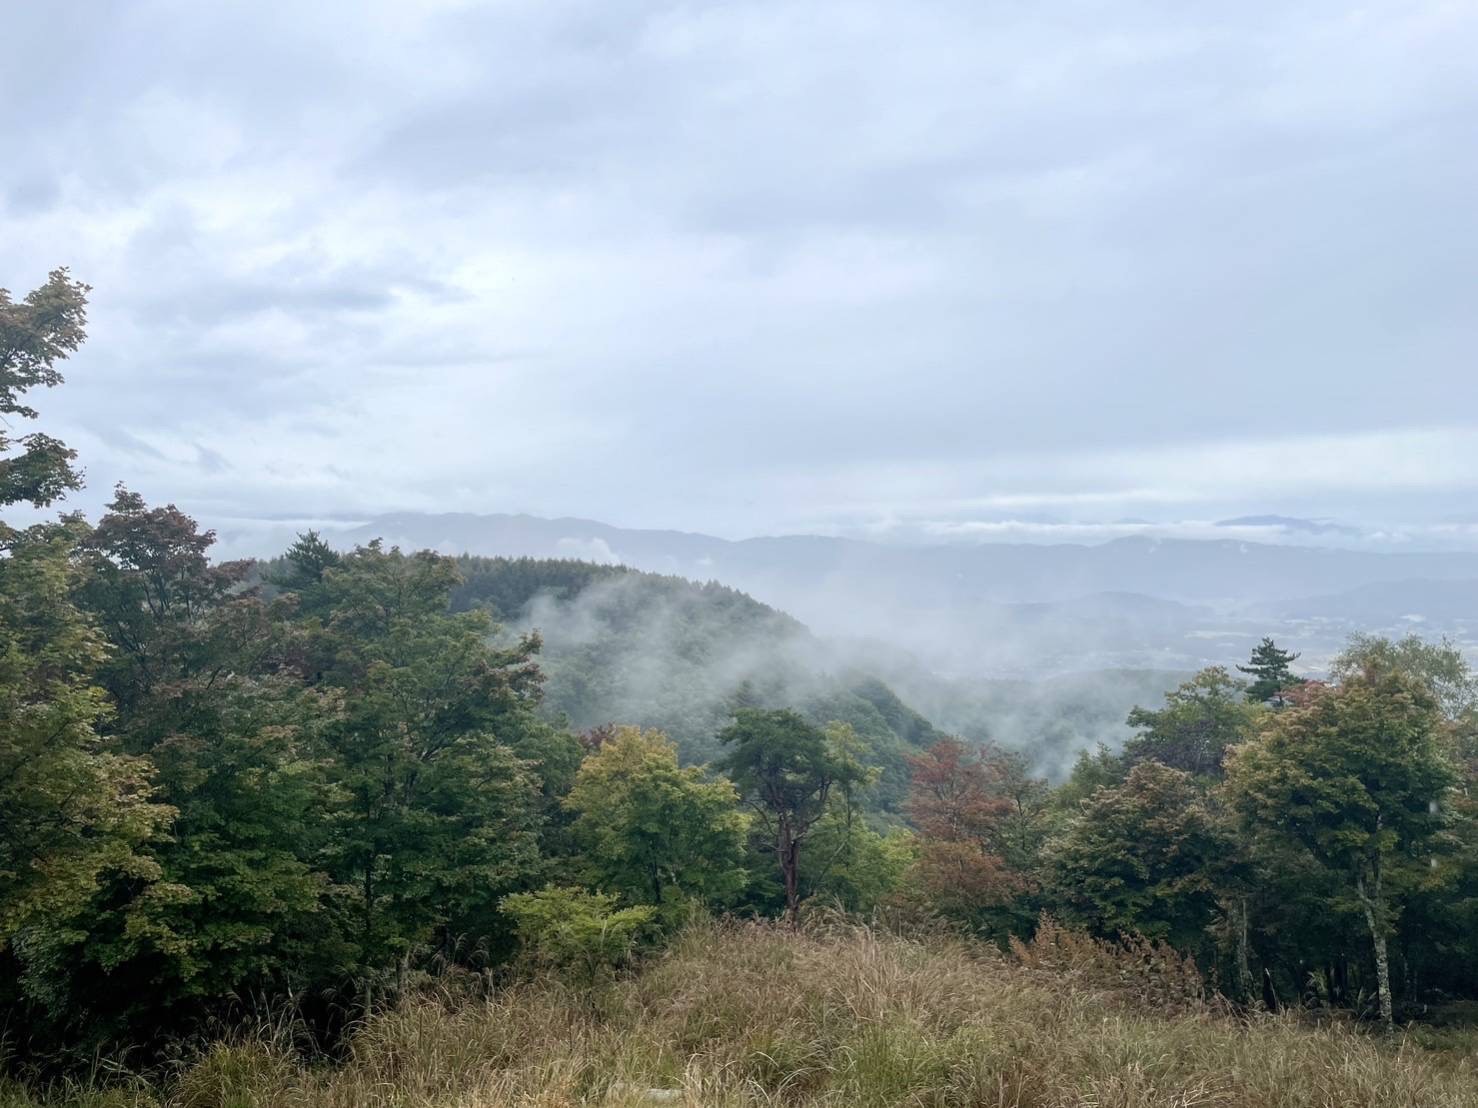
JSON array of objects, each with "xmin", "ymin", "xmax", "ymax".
[{"xmin": 1238, "ymin": 637, "xmax": 1304, "ymax": 706}]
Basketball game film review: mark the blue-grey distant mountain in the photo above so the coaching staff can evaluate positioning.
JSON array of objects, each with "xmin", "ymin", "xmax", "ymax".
[
  {"xmin": 346, "ymin": 511, "xmax": 1478, "ymax": 603},
  {"xmin": 1282, "ymin": 579, "xmax": 1478, "ymax": 623}
]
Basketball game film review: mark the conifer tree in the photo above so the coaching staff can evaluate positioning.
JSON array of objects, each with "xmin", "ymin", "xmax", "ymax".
[{"xmin": 1237, "ymin": 638, "xmax": 1304, "ymax": 706}]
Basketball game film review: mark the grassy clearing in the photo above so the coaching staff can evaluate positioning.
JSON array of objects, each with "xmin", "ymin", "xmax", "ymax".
[{"xmin": 5, "ymin": 918, "xmax": 1477, "ymax": 1107}]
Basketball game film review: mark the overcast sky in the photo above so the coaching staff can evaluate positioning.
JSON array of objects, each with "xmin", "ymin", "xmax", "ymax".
[{"xmin": 5, "ymin": 1, "xmax": 1477, "ymax": 549}]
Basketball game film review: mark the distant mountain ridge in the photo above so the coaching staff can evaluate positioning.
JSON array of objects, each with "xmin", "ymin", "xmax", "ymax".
[
  {"xmin": 347, "ymin": 511, "xmax": 1478, "ymax": 605},
  {"xmin": 339, "ymin": 511, "xmax": 1478, "ymax": 676}
]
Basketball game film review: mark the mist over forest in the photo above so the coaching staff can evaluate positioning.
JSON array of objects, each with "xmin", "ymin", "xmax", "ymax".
[{"xmin": 259, "ymin": 509, "xmax": 1478, "ymax": 792}]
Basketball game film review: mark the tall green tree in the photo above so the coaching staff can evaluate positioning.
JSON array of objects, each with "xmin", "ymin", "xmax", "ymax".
[
  {"xmin": 78, "ymin": 487, "xmax": 257, "ymax": 714},
  {"xmin": 718, "ymin": 709, "xmax": 870, "ymax": 925},
  {"xmin": 1124, "ymin": 667, "xmax": 1260, "ymax": 778},
  {"xmin": 0, "ymin": 524, "xmax": 170, "ymax": 950},
  {"xmin": 1225, "ymin": 674, "xmax": 1455, "ymax": 1025},
  {"xmin": 0, "ymin": 271, "xmax": 171, "ymax": 1019},
  {"xmin": 60, "ymin": 493, "xmax": 343, "ymax": 1037},
  {"xmin": 1327, "ymin": 635, "xmax": 1478, "ymax": 1005},
  {"xmin": 801, "ymin": 813, "xmax": 913, "ymax": 913},
  {"xmin": 1332, "ymin": 633, "xmax": 1477, "ymax": 721},
  {"xmin": 564, "ymin": 726, "xmax": 748, "ymax": 914},
  {"xmin": 308, "ymin": 543, "xmax": 547, "ymax": 1001},
  {"xmin": 0, "ymin": 269, "xmax": 89, "ymax": 507},
  {"xmin": 1237, "ymin": 638, "xmax": 1304, "ymax": 707},
  {"xmin": 1047, "ymin": 761, "xmax": 1232, "ymax": 956}
]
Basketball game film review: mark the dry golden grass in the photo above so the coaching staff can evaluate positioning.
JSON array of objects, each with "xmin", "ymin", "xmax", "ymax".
[{"xmin": 6, "ymin": 917, "xmax": 1477, "ymax": 1108}]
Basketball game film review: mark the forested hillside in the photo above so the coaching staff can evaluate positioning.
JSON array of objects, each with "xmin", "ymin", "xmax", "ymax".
[
  {"xmin": 444, "ymin": 555, "xmax": 940, "ymax": 810},
  {"xmin": 442, "ymin": 554, "xmax": 1180, "ymax": 791}
]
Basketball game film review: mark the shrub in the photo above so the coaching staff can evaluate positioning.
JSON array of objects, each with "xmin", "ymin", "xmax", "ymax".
[
  {"xmin": 1009, "ymin": 913, "xmax": 1208, "ymax": 1014},
  {"xmin": 500, "ymin": 886, "xmax": 656, "ymax": 983}
]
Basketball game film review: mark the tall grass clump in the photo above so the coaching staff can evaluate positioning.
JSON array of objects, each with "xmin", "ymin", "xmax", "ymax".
[{"xmin": 8, "ymin": 917, "xmax": 1478, "ymax": 1107}]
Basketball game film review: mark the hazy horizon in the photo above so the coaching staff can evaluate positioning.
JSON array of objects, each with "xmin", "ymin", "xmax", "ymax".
[{"xmin": 195, "ymin": 504, "xmax": 1478, "ymax": 563}]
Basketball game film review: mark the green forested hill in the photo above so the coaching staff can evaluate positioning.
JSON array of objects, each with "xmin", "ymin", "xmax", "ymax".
[{"xmin": 449, "ymin": 556, "xmax": 938, "ymax": 810}]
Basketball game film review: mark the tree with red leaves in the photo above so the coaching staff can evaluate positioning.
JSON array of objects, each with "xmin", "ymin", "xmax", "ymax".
[{"xmin": 904, "ymin": 738, "xmax": 1043, "ymax": 935}]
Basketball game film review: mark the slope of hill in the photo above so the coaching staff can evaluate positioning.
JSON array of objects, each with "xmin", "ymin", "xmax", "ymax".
[
  {"xmin": 871, "ymin": 662, "xmax": 1193, "ymax": 779},
  {"xmin": 450, "ymin": 557, "xmax": 939, "ymax": 810}
]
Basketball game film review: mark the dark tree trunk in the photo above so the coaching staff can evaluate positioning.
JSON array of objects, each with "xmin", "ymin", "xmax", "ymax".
[
  {"xmin": 1234, "ymin": 897, "xmax": 1254, "ymax": 1003},
  {"xmin": 361, "ymin": 865, "xmax": 375, "ymax": 1015},
  {"xmin": 1261, "ymin": 967, "xmax": 1280, "ymax": 1013},
  {"xmin": 779, "ymin": 823, "xmax": 801, "ymax": 928}
]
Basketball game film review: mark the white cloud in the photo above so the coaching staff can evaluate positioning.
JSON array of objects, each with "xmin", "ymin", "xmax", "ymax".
[{"xmin": 555, "ymin": 537, "xmax": 622, "ymax": 565}]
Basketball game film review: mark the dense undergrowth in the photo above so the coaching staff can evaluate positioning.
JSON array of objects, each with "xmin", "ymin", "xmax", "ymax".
[{"xmin": 7, "ymin": 919, "xmax": 1476, "ymax": 1108}]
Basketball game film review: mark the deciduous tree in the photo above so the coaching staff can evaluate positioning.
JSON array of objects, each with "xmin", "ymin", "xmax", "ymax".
[
  {"xmin": 0, "ymin": 269, "xmax": 89, "ymax": 508},
  {"xmin": 718, "ymin": 708, "xmax": 869, "ymax": 925},
  {"xmin": 903, "ymin": 738, "xmax": 1041, "ymax": 933},
  {"xmin": 0, "ymin": 271, "xmax": 171, "ymax": 1021},
  {"xmin": 310, "ymin": 543, "xmax": 547, "ymax": 1001},
  {"xmin": 1124, "ymin": 667, "xmax": 1259, "ymax": 778},
  {"xmin": 564, "ymin": 726, "xmax": 748, "ymax": 914},
  {"xmin": 1225, "ymin": 674, "xmax": 1455, "ymax": 1026},
  {"xmin": 1047, "ymin": 762, "xmax": 1231, "ymax": 955}
]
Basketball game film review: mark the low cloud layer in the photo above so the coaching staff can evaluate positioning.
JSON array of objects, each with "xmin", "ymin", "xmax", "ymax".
[{"xmin": 5, "ymin": 1, "xmax": 1476, "ymax": 543}]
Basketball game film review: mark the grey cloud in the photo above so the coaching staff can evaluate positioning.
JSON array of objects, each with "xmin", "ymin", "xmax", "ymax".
[
  {"xmin": 194, "ymin": 443, "xmax": 231, "ymax": 474},
  {"xmin": 88, "ymin": 426, "xmax": 170, "ymax": 463},
  {"xmin": 129, "ymin": 274, "xmax": 396, "ymax": 327},
  {"xmin": 3, "ymin": 175, "xmax": 63, "ymax": 216}
]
